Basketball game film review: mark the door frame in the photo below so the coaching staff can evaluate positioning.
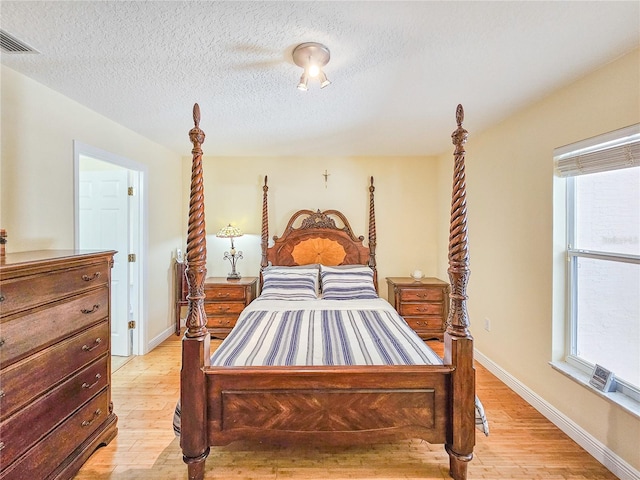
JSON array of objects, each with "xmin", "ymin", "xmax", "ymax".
[{"xmin": 73, "ymin": 141, "xmax": 148, "ymax": 356}]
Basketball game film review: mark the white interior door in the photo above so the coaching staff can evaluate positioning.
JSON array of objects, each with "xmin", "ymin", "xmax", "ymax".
[{"xmin": 78, "ymin": 169, "xmax": 130, "ymax": 356}]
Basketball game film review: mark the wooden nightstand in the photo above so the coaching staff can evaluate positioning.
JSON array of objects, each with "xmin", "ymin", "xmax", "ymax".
[
  {"xmin": 174, "ymin": 261, "xmax": 188, "ymax": 335},
  {"xmin": 386, "ymin": 277, "xmax": 450, "ymax": 341},
  {"xmin": 204, "ymin": 277, "xmax": 258, "ymax": 339}
]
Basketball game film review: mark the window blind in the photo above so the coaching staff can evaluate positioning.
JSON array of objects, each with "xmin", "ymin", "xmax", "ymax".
[{"xmin": 554, "ymin": 124, "xmax": 640, "ymax": 177}]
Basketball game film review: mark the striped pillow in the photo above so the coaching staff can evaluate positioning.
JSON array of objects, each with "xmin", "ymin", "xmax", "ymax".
[
  {"xmin": 260, "ymin": 270, "xmax": 318, "ymax": 300},
  {"xmin": 320, "ymin": 265, "xmax": 378, "ymax": 300},
  {"xmin": 263, "ymin": 265, "xmax": 319, "ymax": 293}
]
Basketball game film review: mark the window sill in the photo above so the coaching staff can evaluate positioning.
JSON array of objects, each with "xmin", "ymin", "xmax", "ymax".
[{"xmin": 550, "ymin": 361, "xmax": 640, "ymax": 419}]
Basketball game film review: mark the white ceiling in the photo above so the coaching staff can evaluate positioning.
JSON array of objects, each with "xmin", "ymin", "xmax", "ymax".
[{"xmin": 2, "ymin": 1, "xmax": 638, "ymax": 157}]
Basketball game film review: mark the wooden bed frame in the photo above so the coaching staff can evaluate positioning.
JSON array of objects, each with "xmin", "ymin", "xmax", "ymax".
[{"xmin": 180, "ymin": 104, "xmax": 475, "ymax": 480}]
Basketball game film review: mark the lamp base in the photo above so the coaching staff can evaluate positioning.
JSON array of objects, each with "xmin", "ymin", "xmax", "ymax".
[{"xmin": 227, "ymin": 272, "xmax": 241, "ymax": 280}]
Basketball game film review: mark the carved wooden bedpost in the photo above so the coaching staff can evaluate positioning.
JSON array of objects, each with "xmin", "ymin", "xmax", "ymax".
[
  {"xmin": 368, "ymin": 176, "xmax": 379, "ymax": 287},
  {"xmin": 181, "ymin": 103, "xmax": 211, "ymax": 480},
  {"xmin": 260, "ymin": 176, "xmax": 269, "ymax": 273},
  {"xmin": 444, "ymin": 104, "xmax": 475, "ymax": 480}
]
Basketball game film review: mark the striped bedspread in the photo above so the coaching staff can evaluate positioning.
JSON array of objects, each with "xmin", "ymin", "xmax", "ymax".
[
  {"xmin": 211, "ymin": 297, "xmax": 443, "ymax": 367},
  {"xmin": 174, "ymin": 297, "xmax": 489, "ymax": 437}
]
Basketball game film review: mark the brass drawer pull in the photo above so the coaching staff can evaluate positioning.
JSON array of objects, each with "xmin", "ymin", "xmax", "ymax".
[
  {"xmin": 81, "ymin": 408, "xmax": 102, "ymax": 427},
  {"xmin": 217, "ymin": 306, "xmax": 230, "ymax": 313},
  {"xmin": 82, "ymin": 272, "xmax": 101, "ymax": 282},
  {"xmin": 0, "ymin": 442, "xmax": 5, "ymax": 451},
  {"xmin": 82, "ymin": 373, "xmax": 102, "ymax": 390},
  {"xmin": 0, "ymin": 390, "xmax": 5, "ymax": 398},
  {"xmin": 0, "ymin": 294, "xmax": 5, "ymax": 302},
  {"xmin": 215, "ymin": 292, "xmax": 231, "ymax": 298},
  {"xmin": 81, "ymin": 304, "xmax": 100, "ymax": 314},
  {"xmin": 82, "ymin": 338, "xmax": 102, "ymax": 352}
]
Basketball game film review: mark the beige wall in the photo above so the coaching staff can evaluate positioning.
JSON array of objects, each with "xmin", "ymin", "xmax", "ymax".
[
  {"xmin": 182, "ymin": 155, "xmax": 441, "ymax": 297},
  {"xmin": 435, "ymin": 49, "xmax": 640, "ymax": 469},
  {"xmin": 1, "ymin": 66, "xmax": 183, "ymax": 348}
]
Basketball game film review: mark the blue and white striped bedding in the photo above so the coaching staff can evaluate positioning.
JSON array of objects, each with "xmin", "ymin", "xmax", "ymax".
[
  {"xmin": 174, "ymin": 297, "xmax": 489, "ymax": 437},
  {"xmin": 211, "ymin": 297, "xmax": 443, "ymax": 367}
]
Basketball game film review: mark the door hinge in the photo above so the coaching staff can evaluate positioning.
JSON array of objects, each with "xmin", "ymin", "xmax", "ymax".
[
  {"xmin": 128, "ymin": 253, "xmax": 136, "ymax": 262},
  {"xmin": 128, "ymin": 320, "xmax": 136, "ymax": 329},
  {"xmin": 128, "ymin": 186, "xmax": 135, "ymax": 196}
]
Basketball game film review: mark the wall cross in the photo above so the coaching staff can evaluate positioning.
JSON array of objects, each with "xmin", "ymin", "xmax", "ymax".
[{"xmin": 323, "ymin": 169, "xmax": 330, "ymax": 188}]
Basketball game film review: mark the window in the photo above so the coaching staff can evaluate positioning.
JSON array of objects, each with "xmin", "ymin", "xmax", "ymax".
[{"xmin": 555, "ymin": 125, "xmax": 640, "ymax": 396}]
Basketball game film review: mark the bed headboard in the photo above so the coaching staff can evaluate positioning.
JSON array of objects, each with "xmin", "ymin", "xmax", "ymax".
[
  {"xmin": 183, "ymin": 103, "xmax": 471, "ymax": 343},
  {"xmin": 259, "ymin": 176, "xmax": 378, "ymax": 287}
]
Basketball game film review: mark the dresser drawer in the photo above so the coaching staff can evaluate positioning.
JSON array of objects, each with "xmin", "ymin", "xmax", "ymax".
[
  {"xmin": 0, "ymin": 262, "xmax": 110, "ymax": 317},
  {"xmin": 399, "ymin": 302, "xmax": 443, "ymax": 316},
  {"xmin": 204, "ymin": 302, "xmax": 245, "ymax": 316},
  {"xmin": 0, "ymin": 390, "xmax": 110, "ymax": 480},
  {"xmin": 399, "ymin": 288, "xmax": 444, "ymax": 302},
  {"xmin": 0, "ymin": 356, "xmax": 108, "ymax": 468},
  {"xmin": 204, "ymin": 285, "xmax": 247, "ymax": 301},
  {"xmin": 0, "ymin": 321, "xmax": 109, "ymax": 420},
  {"xmin": 0, "ymin": 287, "xmax": 108, "ymax": 368}
]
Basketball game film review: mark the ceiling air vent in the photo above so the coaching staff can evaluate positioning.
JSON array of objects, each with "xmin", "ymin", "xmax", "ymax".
[{"xmin": 1, "ymin": 30, "xmax": 39, "ymax": 54}]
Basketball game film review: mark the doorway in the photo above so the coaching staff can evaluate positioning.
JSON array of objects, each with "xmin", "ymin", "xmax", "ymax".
[{"xmin": 74, "ymin": 141, "xmax": 147, "ymax": 358}]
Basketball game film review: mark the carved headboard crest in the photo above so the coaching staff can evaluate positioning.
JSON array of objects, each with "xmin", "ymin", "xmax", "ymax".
[
  {"xmin": 279, "ymin": 209, "xmax": 363, "ymax": 242},
  {"xmin": 300, "ymin": 210, "xmax": 338, "ymax": 230}
]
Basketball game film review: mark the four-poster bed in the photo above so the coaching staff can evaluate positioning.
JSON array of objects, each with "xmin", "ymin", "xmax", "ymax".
[{"xmin": 179, "ymin": 103, "xmax": 476, "ymax": 480}]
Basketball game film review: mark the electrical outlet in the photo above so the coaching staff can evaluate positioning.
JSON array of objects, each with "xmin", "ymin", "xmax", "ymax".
[{"xmin": 484, "ymin": 318, "xmax": 491, "ymax": 332}]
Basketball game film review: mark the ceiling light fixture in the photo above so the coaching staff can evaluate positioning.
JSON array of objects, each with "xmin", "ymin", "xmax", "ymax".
[{"xmin": 292, "ymin": 42, "xmax": 331, "ymax": 91}]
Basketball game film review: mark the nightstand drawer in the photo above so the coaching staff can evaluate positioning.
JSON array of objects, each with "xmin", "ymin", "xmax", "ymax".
[
  {"xmin": 204, "ymin": 302, "xmax": 246, "ymax": 316},
  {"xmin": 206, "ymin": 316, "xmax": 238, "ymax": 329},
  {"xmin": 399, "ymin": 288, "xmax": 444, "ymax": 302},
  {"xmin": 204, "ymin": 286, "xmax": 247, "ymax": 301},
  {"xmin": 399, "ymin": 303, "xmax": 443, "ymax": 316},
  {"xmin": 404, "ymin": 316, "xmax": 444, "ymax": 331}
]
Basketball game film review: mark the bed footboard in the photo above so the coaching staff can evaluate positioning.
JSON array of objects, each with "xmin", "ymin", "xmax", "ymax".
[{"xmin": 205, "ymin": 365, "xmax": 453, "ymax": 447}]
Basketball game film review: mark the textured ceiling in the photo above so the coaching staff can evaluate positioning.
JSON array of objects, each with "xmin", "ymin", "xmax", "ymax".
[{"xmin": 1, "ymin": 1, "xmax": 638, "ymax": 157}]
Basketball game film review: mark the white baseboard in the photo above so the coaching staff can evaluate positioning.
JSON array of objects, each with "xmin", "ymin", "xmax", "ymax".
[
  {"xmin": 148, "ymin": 325, "xmax": 176, "ymax": 352},
  {"xmin": 474, "ymin": 349, "xmax": 640, "ymax": 480}
]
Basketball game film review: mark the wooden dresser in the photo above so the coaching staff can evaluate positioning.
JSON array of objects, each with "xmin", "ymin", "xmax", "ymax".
[
  {"xmin": 0, "ymin": 250, "xmax": 118, "ymax": 480},
  {"xmin": 386, "ymin": 277, "xmax": 450, "ymax": 341},
  {"xmin": 204, "ymin": 277, "xmax": 257, "ymax": 339}
]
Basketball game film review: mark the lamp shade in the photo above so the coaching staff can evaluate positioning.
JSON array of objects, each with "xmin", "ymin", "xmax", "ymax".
[{"xmin": 216, "ymin": 224, "xmax": 242, "ymax": 239}]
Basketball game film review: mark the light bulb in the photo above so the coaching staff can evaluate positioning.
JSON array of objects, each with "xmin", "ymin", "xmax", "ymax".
[
  {"xmin": 319, "ymin": 71, "xmax": 331, "ymax": 88},
  {"xmin": 308, "ymin": 64, "xmax": 320, "ymax": 78},
  {"xmin": 297, "ymin": 72, "xmax": 309, "ymax": 91}
]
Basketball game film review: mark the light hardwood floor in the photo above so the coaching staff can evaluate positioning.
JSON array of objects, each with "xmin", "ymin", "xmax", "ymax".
[{"xmin": 75, "ymin": 333, "xmax": 618, "ymax": 479}]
